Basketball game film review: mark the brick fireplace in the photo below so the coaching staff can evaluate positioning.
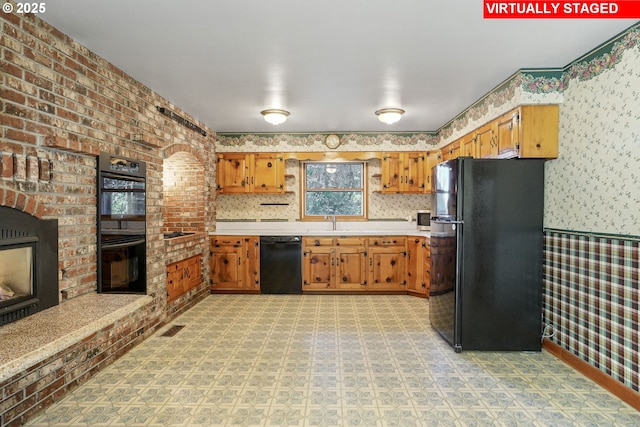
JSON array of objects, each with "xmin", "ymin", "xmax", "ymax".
[{"xmin": 0, "ymin": 206, "xmax": 58, "ymax": 325}]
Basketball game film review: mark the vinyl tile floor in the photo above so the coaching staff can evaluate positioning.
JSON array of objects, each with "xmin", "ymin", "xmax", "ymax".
[{"xmin": 26, "ymin": 294, "xmax": 639, "ymax": 426}]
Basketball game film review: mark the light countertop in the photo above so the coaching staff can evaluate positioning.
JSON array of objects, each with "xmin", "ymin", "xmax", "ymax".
[{"xmin": 213, "ymin": 220, "xmax": 430, "ymax": 237}]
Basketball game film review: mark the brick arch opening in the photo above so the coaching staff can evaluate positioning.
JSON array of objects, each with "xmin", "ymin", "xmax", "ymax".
[
  {"xmin": 162, "ymin": 152, "xmax": 205, "ymax": 234},
  {"xmin": 0, "ymin": 187, "xmax": 46, "ymax": 219}
]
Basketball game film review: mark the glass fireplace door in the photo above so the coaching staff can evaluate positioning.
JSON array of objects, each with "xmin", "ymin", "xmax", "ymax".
[{"xmin": 0, "ymin": 243, "xmax": 35, "ymax": 304}]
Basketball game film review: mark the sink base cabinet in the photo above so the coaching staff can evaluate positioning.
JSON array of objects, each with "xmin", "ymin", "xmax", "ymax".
[
  {"xmin": 302, "ymin": 237, "xmax": 368, "ymax": 291},
  {"xmin": 302, "ymin": 236, "xmax": 407, "ymax": 293}
]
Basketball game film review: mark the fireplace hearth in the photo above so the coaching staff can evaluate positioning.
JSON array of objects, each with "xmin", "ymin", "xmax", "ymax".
[{"xmin": 0, "ymin": 206, "xmax": 58, "ymax": 325}]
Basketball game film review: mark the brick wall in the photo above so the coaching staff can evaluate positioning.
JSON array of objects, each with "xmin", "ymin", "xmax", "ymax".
[
  {"xmin": 1, "ymin": 10, "xmax": 216, "ymax": 302},
  {"xmin": 163, "ymin": 152, "xmax": 206, "ymax": 234},
  {"xmin": 1, "ymin": 8, "xmax": 215, "ymax": 426}
]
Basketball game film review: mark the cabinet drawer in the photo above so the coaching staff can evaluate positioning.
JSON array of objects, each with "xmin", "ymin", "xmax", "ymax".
[
  {"xmin": 211, "ymin": 236, "xmax": 243, "ymax": 247},
  {"xmin": 303, "ymin": 237, "xmax": 335, "ymax": 247},
  {"xmin": 368, "ymin": 236, "xmax": 406, "ymax": 248},
  {"xmin": 335, "ymin": 237, "xmax": 366, "ymax": 246}
]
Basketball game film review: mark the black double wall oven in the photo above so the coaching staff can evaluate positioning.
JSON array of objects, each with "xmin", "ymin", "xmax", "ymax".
[{"xmin": 97, "ymin": 153, "xmax": 147, "ymax": 294}]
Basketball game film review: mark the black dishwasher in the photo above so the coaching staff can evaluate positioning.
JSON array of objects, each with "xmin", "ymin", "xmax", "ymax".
[{"xmin": 260, "ymin": 236, "xmax": 302, "ymax": 294}]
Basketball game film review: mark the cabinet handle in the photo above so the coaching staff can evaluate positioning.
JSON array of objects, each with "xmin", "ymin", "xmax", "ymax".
[{"xmin": 238, "ymin": 258, "xmax": 241, "ymax": 266}]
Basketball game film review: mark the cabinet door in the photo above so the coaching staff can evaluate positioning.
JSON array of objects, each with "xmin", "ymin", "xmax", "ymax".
[
  {"xmin": 210, "ymin": 245, "xmax": 243, "ymax": 289},
  {"xmin": 335, "ymin": 247, "xmax": 367, "ymax": 290},
  {"xmin": 476, "ymin": 122, "xmax": 496, "ymax": 159},
  {"xmin": 243, "ymin": 237, "xmax": 260, "ymax": 290},
  {"xmin": 210, "ymin": 249, "xmax": 242, "ymax": 289},
  {"xmin": 369, "ymin": 247, "xmax": 407, "ymax": 290},
  {"xmin": 403, "ymin": 153, "xmax": 426, "ymax": 193},
  {"xmin": 302, "ymin": 247, "xmax": 334, "ymax": 290},
  {"xmin": 217, "ymin": 153, "xmax": 249, "ymax": 194},
  {"xmin": 425, "ymin": 150, "xmax": 441, "ymax": 194},
  {"xmin": 166, "ymin": 263, "xmax": 184, "ymax": 302},
  {"xmin": 406, "ymin": 237, "xmax": 425, "ymax": 294},
  {"xmin": 368, "ymin": 238, "xmax": 407, "ymax": 291},
  {"xmin": 423, "ymin": 239, "xmax": 431, "ymax": 296},
  {"xmin": 441, "ymin": 141, "xmax": 460, "ymax": 162},
  {"xmin": 183, "ymin": 256, "xmax": 201, "ymax": 291},
  {"xmin": 381, "ymin": 153, "xmax": 401, "ymax": 193},
  {"xmin": 461, "ymin": 133, "xmax": 477, "ymax": 158},
  {"xmin": 253, "ymin": 153, "xmax": 284, "ymax": 194},
  {"xmin": 496, "ymin": 109, "xmax": 519, "ymax": 159},
  {"xmin": 519, "ymin": 105, "xmax": 559, "ymax": 159}
]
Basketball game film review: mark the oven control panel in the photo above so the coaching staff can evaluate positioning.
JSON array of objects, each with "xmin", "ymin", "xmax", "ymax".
[
  {"xmin": 109, "ymin": 158, "xmax": 140, "ymax": 174},
  {"xmin": 99, "ymin": 152, "xmax": 146, "ymax": 178}
]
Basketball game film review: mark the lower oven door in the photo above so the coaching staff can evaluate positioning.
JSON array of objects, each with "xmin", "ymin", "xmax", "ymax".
[{"xmin": 99, "ymin": 235, "xmax": 146, "ymax": 294}]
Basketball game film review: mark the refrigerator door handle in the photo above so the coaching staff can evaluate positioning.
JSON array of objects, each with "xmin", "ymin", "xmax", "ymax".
[{"xmin": 432, "ymin": 219, "xmax": 464, "ymax": 225}]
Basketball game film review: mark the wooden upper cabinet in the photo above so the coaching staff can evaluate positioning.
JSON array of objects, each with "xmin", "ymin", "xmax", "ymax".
[
  {"xmin": 476, "ymin": 122, "xmax": 497, "ymax": 159},
  {"xmin": 216, "ymin": 153, "xmax": 249, "ymax": 194},
  {"xmin": 460, "ymin": 132, "xmax": 478, "ymax": 158},
  {"xmin": 216, "ymin": 153, "xmax": 284, "ymax": 194},
  {"xmin": 496, "ymin": 105, "xmax": 559, "ymax": 159},
  {"xmin": 440, "ymin": 140, "xmax": 460, "ymax": 162},
  {"xmin": 253, "ymin": 153, "xmax": 284, "ymax": 193},
  {"xmin": 381, "ymin": 152, "xmax": 426, "ymax": 194},
  {"xmin": 425, "ymin": 150, "xmax": 441, "ymax": 194}
]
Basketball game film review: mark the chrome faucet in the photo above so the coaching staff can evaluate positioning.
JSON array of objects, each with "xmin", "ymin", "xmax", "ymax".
[{"xmin": 325, "ymin": 214, "xmax": 337, "ymax": 230}]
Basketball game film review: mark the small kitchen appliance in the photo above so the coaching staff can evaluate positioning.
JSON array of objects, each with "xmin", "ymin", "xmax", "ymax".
[{"xmin": 416, "ymin": 210, "xmax": 431, "ymax": 231}]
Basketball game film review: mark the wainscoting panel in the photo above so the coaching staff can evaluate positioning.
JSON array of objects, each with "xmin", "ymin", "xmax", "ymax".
[{"xmin": 543, "ymin": 229, "xmax": 639, "ymax": 392}]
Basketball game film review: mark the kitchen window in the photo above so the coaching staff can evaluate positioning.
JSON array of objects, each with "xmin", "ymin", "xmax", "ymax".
[{"xmin": 301, "ymin": 162, "xmax": 367, "ymax": 220}]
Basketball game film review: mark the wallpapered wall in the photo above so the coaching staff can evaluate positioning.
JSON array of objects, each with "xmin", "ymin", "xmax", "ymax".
[{"xmin": 545, "ymin": 44, "xmax": 640, "ymax": 237}]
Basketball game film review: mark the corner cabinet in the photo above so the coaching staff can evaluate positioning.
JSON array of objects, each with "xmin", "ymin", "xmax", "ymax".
[
  {"xmin": 209, "ymin": 236, "xmax": 260, "ymax": 292},
  {"xmin": 216, "ymin": 153, "xmax": 284, "ymax": 194},
  {"xmin": 167, "ymin": 255, "xmax": 202, "ymax": 302}
]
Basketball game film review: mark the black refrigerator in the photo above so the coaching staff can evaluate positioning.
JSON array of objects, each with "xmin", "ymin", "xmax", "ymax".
[{"xmin": 429, "ymin": 157, "xmax": 544, "ymax": 352}]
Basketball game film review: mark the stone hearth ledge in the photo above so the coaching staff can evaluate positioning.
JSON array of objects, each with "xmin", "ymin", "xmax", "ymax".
[{"xmin": 0, "ymin": 293, "xmax": 152, "ymax": 383}]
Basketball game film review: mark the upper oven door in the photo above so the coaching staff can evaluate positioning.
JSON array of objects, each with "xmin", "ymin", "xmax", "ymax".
[{"xmin": 100, "ymin": 173, "xmax": 146, "ymax": 222}]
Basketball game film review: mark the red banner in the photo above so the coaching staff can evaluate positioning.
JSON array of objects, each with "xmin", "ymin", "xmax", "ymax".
[{"xmin": 484, "ymin": 1, "xmax": 640, "ymax": 18}]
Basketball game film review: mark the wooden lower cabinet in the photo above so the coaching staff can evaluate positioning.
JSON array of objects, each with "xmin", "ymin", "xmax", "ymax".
[
  {"xmin": 166, "ymin": 255, "xmax": 202, "ymax": 302},
  {"xmin": 210, "ymin": 236, "xmax": 260, "ymax": 292},
  {"xmin": 210, "ymin": 234, "xmax": 426, "ymax": 295},
  {"xmin": 407, "ymin": 237, "xmax": 428, "ymax": 296},
  {"xmin": 368, "ymin": 236, "xmax": 407, "ymax": 291},
  {"xmin": 302, "ymin": 237, "xmax": 367, "ymax": 291}
]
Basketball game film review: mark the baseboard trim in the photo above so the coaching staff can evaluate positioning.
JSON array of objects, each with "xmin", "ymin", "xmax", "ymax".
[{"xmin": 543, "ymin": 339, "xmax": 640, "ymax": 411}]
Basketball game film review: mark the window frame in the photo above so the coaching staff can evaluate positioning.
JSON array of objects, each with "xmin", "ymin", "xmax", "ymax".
[{"xmin": 300, "ymin": 161, "xmax": 368, "ymax": 221}]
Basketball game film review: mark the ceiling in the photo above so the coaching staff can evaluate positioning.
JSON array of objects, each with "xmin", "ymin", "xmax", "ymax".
[{"xmin": 39, "ymin": 1, "xmax": 637, "ymax": 134}]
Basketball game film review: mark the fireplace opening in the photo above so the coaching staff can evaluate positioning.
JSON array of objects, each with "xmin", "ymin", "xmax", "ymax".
[
  {"xmin": 0, "ymin": 206, "xmax": 58, "ymax": 326},
  {"xmin": 0, "ymin": 239, "xmax": 36, "ymax": 307}
]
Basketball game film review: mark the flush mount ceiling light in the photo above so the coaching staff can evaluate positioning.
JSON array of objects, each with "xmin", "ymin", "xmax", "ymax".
[
  {"xmin": 375, "ymin": 108, "xmax": 405, "ymax": 125},
  {"xmin": 261, "ymin": 109, "xmax": 290, "ymax": 125}
]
